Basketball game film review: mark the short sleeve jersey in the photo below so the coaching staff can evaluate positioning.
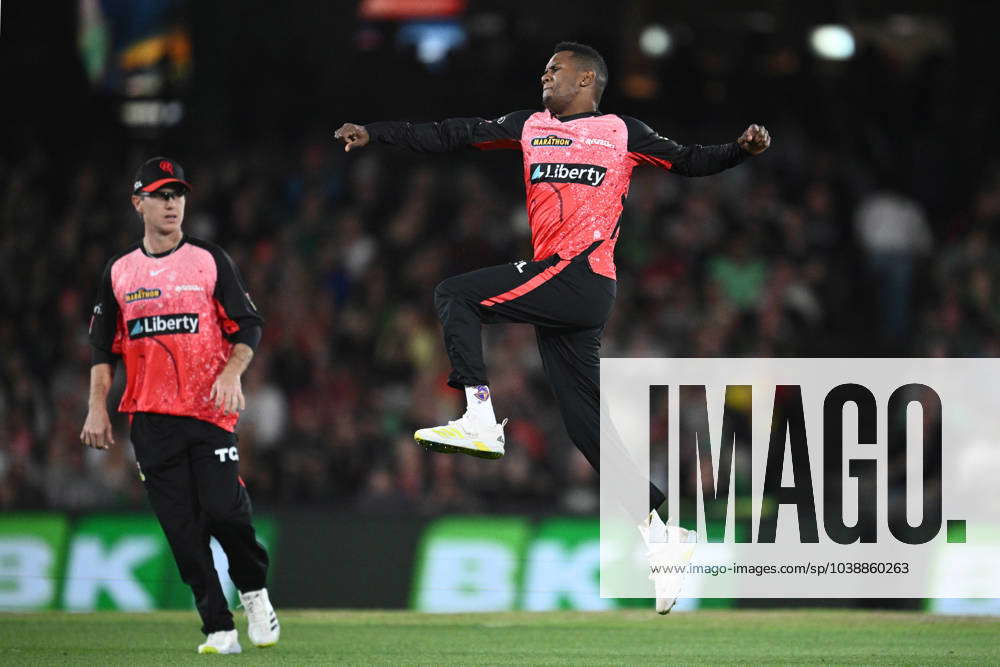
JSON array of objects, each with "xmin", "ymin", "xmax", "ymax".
[{"xmin": 88, "ymin": 236, "xmax": 263, "ymax": 431}]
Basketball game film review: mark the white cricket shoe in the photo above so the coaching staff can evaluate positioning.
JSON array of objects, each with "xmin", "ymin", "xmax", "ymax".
[
  {"xmin": 414, "ymin": 414, "xmax": 507, "ymax": 460},
  {"xmin": 639, "ymin": 511, "xmax": 697, "ymax": 614},
  {"xmin": 197, "ymin": 629, "xmax": 241, "ymax": 654},
  {"xmin": 239, "ymin": 588, "xmax": 280, "ymax": 647}
]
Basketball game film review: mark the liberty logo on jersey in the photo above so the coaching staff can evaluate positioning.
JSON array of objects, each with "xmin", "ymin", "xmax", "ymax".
[
  {"xmin": 530, "ymin": 163, "xmax": 607, "ymax": 187},
  {"xmin": 127, "ymin": 313, "xmax": 199, "ymax": 339}
]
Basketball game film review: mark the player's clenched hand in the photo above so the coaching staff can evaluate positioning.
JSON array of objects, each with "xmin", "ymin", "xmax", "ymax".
[
  {"xmin": 738, "ymin": 124, "xmax": 771, "ymax": 155},
  {"xmin": 80, "ymin": 408, "xmax": 114, "ymax": 450},
  {"xmin": 210, "ymin": 369, "xmax": 245, "ymax": 415},
  {"xmin": 334, "ymin": 123, "xmax": 370, "ymax": 152}
]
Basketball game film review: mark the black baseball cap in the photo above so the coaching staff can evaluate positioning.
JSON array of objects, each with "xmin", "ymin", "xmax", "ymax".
[{"xmin": 132, "ymin": 157, "xmax": 192, "ymax": 194}]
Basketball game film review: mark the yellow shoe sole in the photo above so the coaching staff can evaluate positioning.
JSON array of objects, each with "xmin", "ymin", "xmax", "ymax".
[{"xmin": 414, "ymin": 433, "xmax": 503, "ymax": 460}]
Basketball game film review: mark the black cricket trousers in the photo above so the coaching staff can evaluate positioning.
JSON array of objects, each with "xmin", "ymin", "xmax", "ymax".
[
  {"xmin": 433, "ymin": 243, "xmax": 667, "ymax": 511},
  {"xmin": 130, "ymin": 412, "xmax": 269, "ymax": 634}
]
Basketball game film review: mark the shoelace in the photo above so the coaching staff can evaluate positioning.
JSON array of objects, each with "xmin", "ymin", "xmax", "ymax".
[{"xmin": 241, "ymin": 594, "xmax": 267, "ymax": 625}]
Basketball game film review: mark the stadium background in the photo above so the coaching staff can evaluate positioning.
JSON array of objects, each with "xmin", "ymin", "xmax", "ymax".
[{"xmin": 2, "ymin": 0, "xmax": 999, "ymax": 616}]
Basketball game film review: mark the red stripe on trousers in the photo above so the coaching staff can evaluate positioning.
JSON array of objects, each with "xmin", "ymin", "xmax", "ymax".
[{"xmin": 480, "ymin": 259, "xmax": 570, "ymax": 307}]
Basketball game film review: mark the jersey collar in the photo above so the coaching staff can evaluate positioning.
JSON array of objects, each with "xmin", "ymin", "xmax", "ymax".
[
  {"xmin": 551, "ymin": 110, "xmax": 603, "ymax": 123},
  {"xmin": 140, "ymin": 234, "xmax": 187, "ymax": 258}
]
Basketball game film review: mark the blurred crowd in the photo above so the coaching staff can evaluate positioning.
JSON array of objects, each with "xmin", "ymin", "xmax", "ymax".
[{"xmin": 3, "ymin": 117, "xmax": 1000, "ymax": 515}]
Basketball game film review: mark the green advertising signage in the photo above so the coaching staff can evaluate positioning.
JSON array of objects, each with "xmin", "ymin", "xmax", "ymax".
[
  {"xmin": 411, "ymin": 517, "xmax": 531, "ymax": 612},
  {"xmin": 0, "ymin": 514, "xmax": 273, "ymax": 612},
  {"xmin": 411, "ymin": 516, "xmax": 707, "ymax": 612},
  {"xmin": 0, "ymin": 514, "xmax": 70, "ymax": 610},
  {"xmin": 63, "ymin": 515, "xmax": 175, "ymax": 611}
]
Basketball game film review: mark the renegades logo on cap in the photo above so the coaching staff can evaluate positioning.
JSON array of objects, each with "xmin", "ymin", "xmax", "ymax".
[{"xmin": 159, "ymin": 160, "xmax": 175, "ymax": 175}]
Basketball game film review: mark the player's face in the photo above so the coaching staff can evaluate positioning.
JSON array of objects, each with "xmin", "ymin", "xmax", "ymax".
[
  {"xmin": 132, "ymin": 187, "xmax": 186, "ymax": 234},
  {"xmin": 541, "ymin": 51, "xmax": 582, "ymax": 113}
]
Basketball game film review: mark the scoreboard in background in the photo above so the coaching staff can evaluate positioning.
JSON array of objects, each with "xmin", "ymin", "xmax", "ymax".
[{"xmin": 78, "ymin": 0, "xmax": 191, "ymax": 130}]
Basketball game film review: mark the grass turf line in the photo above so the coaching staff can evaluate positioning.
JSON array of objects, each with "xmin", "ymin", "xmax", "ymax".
[{"xmin": 1, "ymin": 610, "xmax": 997, "ymax": 665}]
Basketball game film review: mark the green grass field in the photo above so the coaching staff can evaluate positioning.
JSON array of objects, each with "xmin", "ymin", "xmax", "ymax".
[{"xmin": 1, "ymin": 610, "xmax": 997, "ymax": 665}]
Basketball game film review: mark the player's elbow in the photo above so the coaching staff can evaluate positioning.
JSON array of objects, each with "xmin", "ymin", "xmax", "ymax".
[{"xmin": 433, "ymin": 278, "xmax": 456, "ymax": 307}]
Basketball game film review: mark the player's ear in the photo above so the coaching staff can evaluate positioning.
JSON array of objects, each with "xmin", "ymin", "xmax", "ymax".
[
  {"xmin": 131, "ymin": 195, "xmax": 143, "ymax": 217},
  {"xmin": 579, "ymin": 70, "xmax": 596, "ymax": 89}
]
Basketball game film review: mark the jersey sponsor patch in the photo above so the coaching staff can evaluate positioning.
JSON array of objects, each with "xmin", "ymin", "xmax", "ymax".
[
  {"xmin": 125, "ymin": 287, "xmax": 162, "ymax": 303},
  {"xmin": 127, "ymin": 313, "xmax": 199, "ymax": 339},
  {"xmin": 529, "ymin": 162, "xmax": 607, "ymax": 187},
  {"xmin": 530, "ymin": 135, "xmax": 573, "ymax": 147}
]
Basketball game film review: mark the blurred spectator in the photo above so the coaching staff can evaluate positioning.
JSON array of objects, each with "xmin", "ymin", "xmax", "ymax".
[
  {"xmin": 1, "ymin": 115, "xmax": 994, "ymax": 517},
  {"xmin": 855, "ymin": 190, "xmax": 933, "ymax": 345}
]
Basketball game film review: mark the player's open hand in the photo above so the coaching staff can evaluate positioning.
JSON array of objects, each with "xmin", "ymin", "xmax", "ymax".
[
  {"xmin": 80, "ymin": 408, "xmax": 114, "ymax": 450},
  {"xmin": 334, "ymin": 123, "xmax": 370, "ymax": 152},
  {"xmin": 210, "ymin": 370, "xmax": 246, "ymax": 415},
  {"xmin": 738, "ymin": 124, "xmax": 771, "ymax": 155}
]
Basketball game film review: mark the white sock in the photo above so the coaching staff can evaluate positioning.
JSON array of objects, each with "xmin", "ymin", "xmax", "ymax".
[{"xmin": 465, "ymin": 385, "xmax": 497, "ymax": 428}]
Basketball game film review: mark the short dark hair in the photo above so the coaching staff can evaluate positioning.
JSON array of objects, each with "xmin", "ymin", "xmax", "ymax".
[{"xmin": 554, "ymin": 41, "xmax": 608, "ymax": 103}]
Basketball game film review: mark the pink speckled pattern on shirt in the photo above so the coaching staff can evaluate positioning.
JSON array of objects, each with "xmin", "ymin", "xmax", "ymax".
[
  {"xmin": 110, "ymin": 243, "xmax": 239, "ymax": 431},
  {"xmin": 519, "ymin": 112, "xmax": 633, "ymax": 278}
]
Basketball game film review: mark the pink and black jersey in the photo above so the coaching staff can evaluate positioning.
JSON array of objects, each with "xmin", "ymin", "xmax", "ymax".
[
  {"xmin": 89, "ymin": 236, "xmax": 263, "ymax": 432},
  {"xmin": 367, "ymin": 110, "xmax": 746, "ymax": 279}
]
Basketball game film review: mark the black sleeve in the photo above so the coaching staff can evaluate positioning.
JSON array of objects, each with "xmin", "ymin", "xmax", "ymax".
[
  {"xmin": 366, "ymin": 110, "xmax": 532, "ymax": 153},
  {"xmin": 622, "ymin": 115, "xmax": 746, "ymax": 177},
  {"xmin": 211, "ymin": 246, "xmax": 265, "ymax": 350},
  {"xmin": 89, "ymin": 258, "xmax": 121, "ymax": 366}
]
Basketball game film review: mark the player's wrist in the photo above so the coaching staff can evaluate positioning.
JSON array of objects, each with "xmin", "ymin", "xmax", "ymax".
[{"xmin": 218, "ymin": 367, "xmax": 243, "ymax": 382}]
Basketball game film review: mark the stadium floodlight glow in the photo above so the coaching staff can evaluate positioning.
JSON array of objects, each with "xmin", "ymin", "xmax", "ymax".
[
  {"xmin": 809, "ymin": 25, "xmax": 855, "ymax": 60},
  {"xmin": 639, "ymin": 25, "xmax": 673, "ymax": 58},
  {"xmin": 397, "ymin": 22, "xmax": 467, "ymax": 69}
]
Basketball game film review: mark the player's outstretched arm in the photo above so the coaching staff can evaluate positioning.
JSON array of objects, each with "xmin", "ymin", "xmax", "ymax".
[
  {"xmin": 334, "ymin": 123, "xmax": 370, "ymax": 152},
  {"xmin": 623, "ymin": 116, "xmax": 771, "ymax": 177},
  {"xmin": 336, "ymin": 118, "xmax": 474, "ymax": 153},
  {"xmin": 335, "ymin": 112, "xmax": 530, "ymax": 154}
]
